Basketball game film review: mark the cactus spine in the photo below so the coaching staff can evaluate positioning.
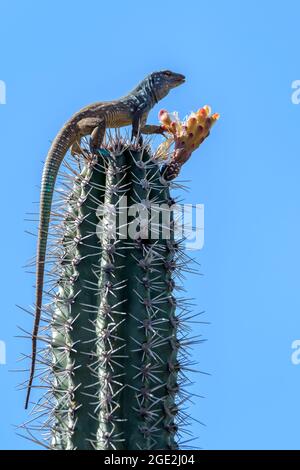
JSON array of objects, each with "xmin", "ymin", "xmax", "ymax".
[{"xmin": 47, "ymin": 142, "xmax": 189, "ymax": 450}]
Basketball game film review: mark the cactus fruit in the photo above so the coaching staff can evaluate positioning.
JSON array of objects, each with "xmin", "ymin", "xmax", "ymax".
[{"xmin": 23, "ymin": 107, "xmax": 219, "ymax": 450}]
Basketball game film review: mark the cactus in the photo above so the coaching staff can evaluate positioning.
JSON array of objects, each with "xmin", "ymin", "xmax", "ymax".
[{"xmin": 23, "ymin": 107, "xmax": 219, "ymax": 450}]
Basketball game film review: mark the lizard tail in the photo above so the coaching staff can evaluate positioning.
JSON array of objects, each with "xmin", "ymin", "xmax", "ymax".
[{"xmin": 25, "ymin": 124, "xmax": 76, "ymax": 409}]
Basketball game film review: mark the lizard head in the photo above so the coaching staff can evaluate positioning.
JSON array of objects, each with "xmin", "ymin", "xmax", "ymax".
[{"xmin": 149, "ymin": 70, "xmax": 185, "ymax": 101}]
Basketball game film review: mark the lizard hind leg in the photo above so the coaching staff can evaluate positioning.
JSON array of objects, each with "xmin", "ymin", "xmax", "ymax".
[
  {"xmin": 70, "ymin": 140, "xmax": 84, "ymax": 156},
  {"xmin": 90, "ymin": 120, "xmax": 106, "ymax": 153},
  {"xmin": 131, "ymin": 114, "xmax": 144, "ymax": 146},
  {"xmin": 70, "ymin": 139, "xmax": 91, "ymax": 160},
  {"xmin": 76, "ymin": 116, "xmax": 106, "ymax": 154}
]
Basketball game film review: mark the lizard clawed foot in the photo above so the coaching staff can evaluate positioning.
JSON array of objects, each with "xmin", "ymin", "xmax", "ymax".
[
  {"xmin": 89, "ymin": 144, "xmax": 101, "ymax": 156},
  {"xmin": 157, "ymin": 125, "xmax": 168, "ymax": 138},
  {"xmin": 131, "ymin": 130, "xmax": 143, "ymax": 146},
  {"xmin": 83, "ymin": 149, "xmax": 95, "ymax": 162},
  {"xmin": 70, "ymin": 141, "xmax": 93, "ymax": 160},
  {"xmin": 70, "ymin": 141, "xmax": 85, "ymax": 156}
]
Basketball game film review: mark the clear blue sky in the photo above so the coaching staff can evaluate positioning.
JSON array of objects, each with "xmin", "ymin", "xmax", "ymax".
[{"xmin": 0, "ymin": 0, "xmax": 300, "ymax": 450}]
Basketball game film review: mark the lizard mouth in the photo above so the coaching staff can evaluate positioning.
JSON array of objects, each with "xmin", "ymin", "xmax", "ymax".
[{"xmin": 173, "ymin": 74, "xmax": 186, "ymax": 85}]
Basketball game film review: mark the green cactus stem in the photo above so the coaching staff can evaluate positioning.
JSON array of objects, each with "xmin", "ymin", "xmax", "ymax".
[{"xmin": 44, "ymin": 142, "xmax": 190, "ymax": 450}]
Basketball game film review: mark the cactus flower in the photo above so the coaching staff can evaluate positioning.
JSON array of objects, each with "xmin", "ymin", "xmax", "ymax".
[{"xmin": 157, "ymin": 106, "xmax": 220, "ymax": 180}]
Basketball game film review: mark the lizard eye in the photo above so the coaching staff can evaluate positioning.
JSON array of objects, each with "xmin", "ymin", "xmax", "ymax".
[{"xmin": 163, "ymin": 71, "xmax": 172, "ymax": 76}]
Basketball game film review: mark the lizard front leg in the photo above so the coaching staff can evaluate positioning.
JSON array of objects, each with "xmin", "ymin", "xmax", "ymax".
[
  {"xmin": 132, "ymin": 114, "xmax": 166, "ymax": 144},
  {"xmin": 141, "ymin": 124, "xmax": 166, "ymax": 135},
  {"xmin": 131, "ymin": 113, "xmax": 144, "ymax": 141}
]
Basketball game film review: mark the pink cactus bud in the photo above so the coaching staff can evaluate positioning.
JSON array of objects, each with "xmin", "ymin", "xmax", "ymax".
[
  {"xmin": 187, "ymin": 116, "xmax": 197, "ymax": 125},
  {"xmin": 205, "ymin": 117, "xmax": 211, "ymax": 127},
  {"xmin": 159, "ymin": 109, "xmax": 167, "ymax": 118},
  {"xmin": 199, "ymin": 108, "xmax": 207, "ymax": 117},
  {"xmin": 170, "ymin": 121, "xmax": 177, "ymax": 132},
  {"xmin": 158, "ymin": 109, "xmax": 171, "ymax": 125}
]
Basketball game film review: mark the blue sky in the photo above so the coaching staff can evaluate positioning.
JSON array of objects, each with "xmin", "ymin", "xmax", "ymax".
[{"xmin": 0, "ymin": 0, "xmax": 300, "ymax": 450}]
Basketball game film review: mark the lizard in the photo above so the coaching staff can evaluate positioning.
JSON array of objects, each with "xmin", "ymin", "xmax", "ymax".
[{"xmin": 25, "ymin": 70, "xmax": 185, "ymax": 409}]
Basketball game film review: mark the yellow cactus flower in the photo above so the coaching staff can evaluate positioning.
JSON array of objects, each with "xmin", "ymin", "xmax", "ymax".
[{"xmin": 156, "ymin": 105, "xmax": 220, "ymax": 179}]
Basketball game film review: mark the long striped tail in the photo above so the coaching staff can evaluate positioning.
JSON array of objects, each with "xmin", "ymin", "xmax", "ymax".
[{"xmin": 25, "ymin": 124, "xmax": 75, "ymax": 409}]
